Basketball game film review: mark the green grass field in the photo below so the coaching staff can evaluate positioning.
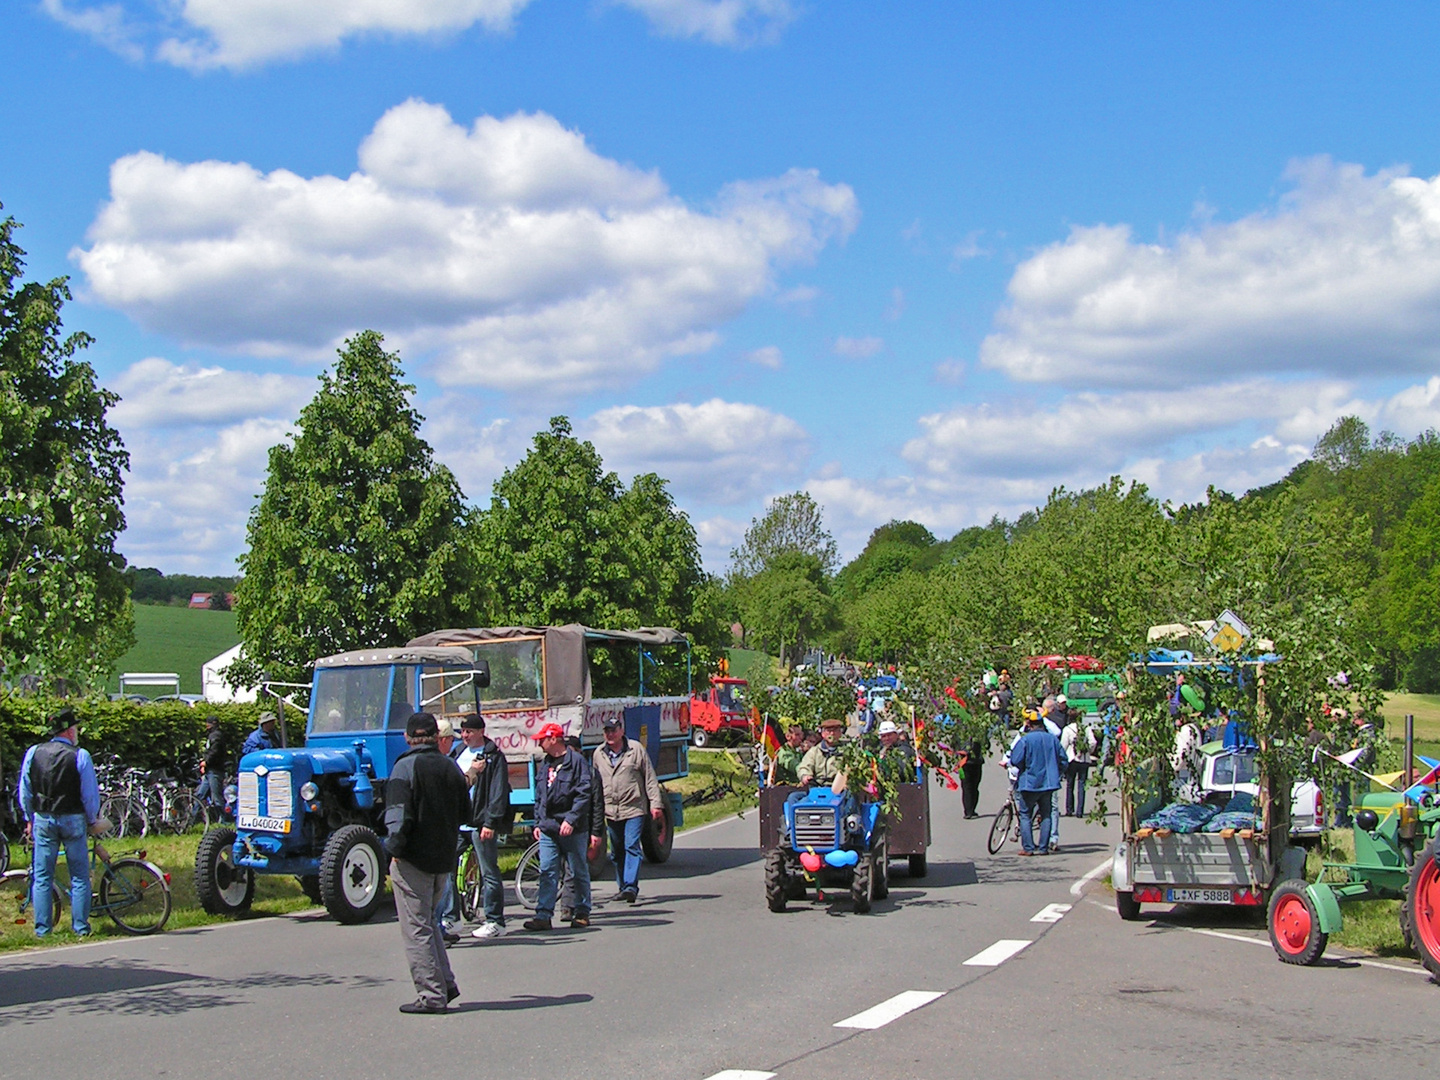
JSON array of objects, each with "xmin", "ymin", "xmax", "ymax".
[
  {"xmin": 109, "ymin": 604, "xmax": 240, "ymax": 695},
  {"xmin": 1381, "ymin": 692, "xmax": 1440, "ymax": 743}
]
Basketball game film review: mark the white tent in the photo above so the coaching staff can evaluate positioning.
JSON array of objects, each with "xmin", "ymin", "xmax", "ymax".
[{"xmin": 203, "ymin": 643, "xmax": 255, "ymax": 703}]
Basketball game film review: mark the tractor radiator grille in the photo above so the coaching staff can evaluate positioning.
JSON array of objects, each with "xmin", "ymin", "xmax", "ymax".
[
  {"xmin": 792, "ymin": 808, "xmax": 836, "ymax": 848},
  {"xmin": 238, "ymin": 772, "xmax": 260, "ymax": 817},
  {"xmin": 265, "ymin": 771, "xmax": 293, "ymax": 818}
]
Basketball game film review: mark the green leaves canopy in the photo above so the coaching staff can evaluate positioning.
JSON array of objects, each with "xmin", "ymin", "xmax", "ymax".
[{"xmin": 0, "ymin": 208, "xmax": 132, "ymax": 689}]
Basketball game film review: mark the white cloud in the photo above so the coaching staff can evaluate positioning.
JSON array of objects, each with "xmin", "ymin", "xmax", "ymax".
[
  {"xmin": 585, "ymin": 398, "xmax": 808, "ymax": 504},
  {"xmin": 76, "ymin": 100, "xmax": 858, "ymax": 397},
  {"xmin": 743, "ymin": 345, "xmax": 783, "ymax": 369},
  {"xmin": 951, "ymin": 230, "xmax": 988, "ymax": 263},
  {"xmin": 108, "ymin": 357, "xmax": 311, "ymax": 428},
  {"xmin": 611, "ymin": 0, "xmax": 797, "ymax": 46},
  {"xmin": 40, "ymin": 0, "xmax": 145, "ymax": 61},
  {"xmin": 933, "ymin": 359, "xmax": 965, "ymax": 384},
  {"xmin": 833, "ymin": 335, "xmax": 883, "ymax": 359},
  {"xmin": 982, "ymin": 157, "xmax": 1440, "ymax": 387}
]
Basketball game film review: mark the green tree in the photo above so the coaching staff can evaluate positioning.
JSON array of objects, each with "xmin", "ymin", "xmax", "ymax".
[
  {"xmin": 1380, "ymin": 472, "xmax": 1440, "ymax": 690},
  {"xmin": 729, "ymin": 491, "xmax": 839, "ymax": 579},
  {"xmin": 234, "ymin": 331, "xmax": 477, "ymax": 682},
  {"xmin": 0, "ymin": 207, "xmax": 132, "ymax": 688},
  {"xmin": 734, "ymin": 551, "xmax": 837, "ymax": 666}
]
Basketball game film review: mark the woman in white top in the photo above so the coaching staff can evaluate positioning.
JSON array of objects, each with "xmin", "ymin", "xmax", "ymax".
[{"xmin": 1060, "ymin": 713, "xmax": 1095, "ymax": 817}]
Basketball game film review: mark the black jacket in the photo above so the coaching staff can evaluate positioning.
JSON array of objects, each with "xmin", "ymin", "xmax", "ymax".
[
  {"xmin": 383, "ymin": 744, "xmax": 470, "ymax": 874},
  {"xmin": 203, "ymin": 728, "xmax": 228, "ymax": 773},
  {"xmin": 533, "ymin": 747, "xmax": 592, "ymax": 835},
  {"xmin": 467, "ymin": 739, "xmax": 514, "ymax": 832}
]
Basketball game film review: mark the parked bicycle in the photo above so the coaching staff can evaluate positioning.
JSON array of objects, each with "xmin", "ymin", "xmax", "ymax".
[
  {"xmin": 0, "ymin": 833, "xmax": 173, "ymax": 935},
  {"xmin": 988, "ymin": 785, "xmax": 1030, "ymax": 855}
]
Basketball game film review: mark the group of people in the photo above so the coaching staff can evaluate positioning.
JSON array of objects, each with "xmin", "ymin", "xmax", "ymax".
[
  {"xmin": 1000, "ymin": 694, "xmax": 1104, "ymax": 855},
  {"xmin": 383, "ymin": 710, "xmax": 664, "ymax": 1014},
  {"xmin": 765, "ymin": 716, "xmax": 916, "ymax": 789}
]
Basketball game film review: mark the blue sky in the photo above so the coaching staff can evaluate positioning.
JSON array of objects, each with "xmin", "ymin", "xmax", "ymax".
[{"xmin": 5, "ymin": 2, "xmax": 1440, "ymax": 574}]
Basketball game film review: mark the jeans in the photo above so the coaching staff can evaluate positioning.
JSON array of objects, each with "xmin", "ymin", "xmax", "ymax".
[
  {"xmin": 1065, "ymin": 762, "xmax": 1090, "ymax": 816},
  {"xmin": 1334, "ymin": 780, "xmax": 1353, "ymax": 827},
  {"xmin": 1049, "ymin": 790, "xmax": 1061, "ymax": 848},
  {"xmin": 536, "ymin": 830, "xmax": 590, "ymax": 922},
  {"xmin": 193, "ymin": 772, "xmax": 224, "ymax": 821},
  {"xmin": 32, "ymin": 813, "xmax": 91, "ymax": 936},
  {"xmin": 471, "ymin": 830, "xmax": 505, "ymax": 925},
  {"xmin": 607, "ymin": 816, "xmax": 645, "ymax": 895},
  {"xmin": 1018, "ymin": 789, "xmax": 1054, "ymax": 854}
]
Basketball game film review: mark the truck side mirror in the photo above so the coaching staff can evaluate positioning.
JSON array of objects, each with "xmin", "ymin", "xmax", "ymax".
[{"xmin": 473, "ymin": 660, "xmax": 490, "ymax": 689}]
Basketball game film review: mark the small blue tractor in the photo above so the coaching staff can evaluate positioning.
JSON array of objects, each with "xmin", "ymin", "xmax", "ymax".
[{"xmin": 760, "ymin": 786, "xmax": 888, "ymax": 913}]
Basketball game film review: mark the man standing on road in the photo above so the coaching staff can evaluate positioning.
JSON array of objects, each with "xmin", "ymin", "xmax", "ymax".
[
  {"xmin": 526, "ymin": 722, "xmax": 594, "ymax": 931},
  {"xmin": 457, "ymin": 713, "xmax": 512, "ymax": 940},
  {"xmin": 240, "ymin": 712, "xmax": 278, "ymax": 757},
  {"xmin": 798, "ymin": 717, "xmax": 847, "ymax": 788},
  {"xmin": 18, "ymin": 708, "xmax": 106, "ymax": 937},
  {"xmin": 591, "ymin": 716, "xmax": 663, "ymax": 904},
  {"xmin": 384, "ymin": 712, "xmax": 470, "ymax": 1014},
  {"xmin": 1007, "ymin": 711, "xmax": 1067, "ymax": 856}
]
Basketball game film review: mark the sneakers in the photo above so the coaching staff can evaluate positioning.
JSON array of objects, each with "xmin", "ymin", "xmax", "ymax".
[
  {"xmin": 472, "ymin": 922, "xmax": 506, "ymax": 940},
  {"xmin": 399, "ymin": 1000, "xmax": 448, "ymax": 1015},
  {"xmin": 522, "ymin": 917, "xmax": 552, "ymax": 932},
  {"xmin": 620, "ymin": 890, "xmax": 637, "ymax": 904},
  {"xmin": 570, "ymin": 914, "xmax": 590, "ymax": 928}
]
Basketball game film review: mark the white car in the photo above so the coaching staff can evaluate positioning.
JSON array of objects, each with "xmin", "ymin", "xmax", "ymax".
[{"xmin": 1199, "ymin": 744, "xmax": 1323, "ymax": 844}]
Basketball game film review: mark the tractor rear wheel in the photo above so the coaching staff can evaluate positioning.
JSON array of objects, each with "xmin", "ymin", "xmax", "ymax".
[
  {"xmin": 1405, "ymin": 839, "xmax": 1440, "ymax": 977},
  {"xmin": 690, "ymin": 726, "xmax": 710, "ymax": 748},
  {"xmin": 851, "ymin": 853, "xmax": 874, "ymax": 914},
  {"xmin": 764, "ymin": 849, "xmax": 789, "ymax": 912},
  {"xmin": 194, "ymin": 827, "xmax": 254, "ymax": 916},
  {"xmin": 1267, "ymin": 879, "xmax": 1327, "ymax": 965},
  {"xmin": 873, "ymin": 831, "xmax": 890, "ymax": 900},
  {"xmin": 319, "ymin": 824, "xmax": 386, "ymax": 924}
]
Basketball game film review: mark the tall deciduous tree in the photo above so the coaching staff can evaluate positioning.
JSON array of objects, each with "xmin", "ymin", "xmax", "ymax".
[
  {"xmin": 729, "ymin": 491, "xmax": 839, "ymax": 579},
  {"xmin": 0, "ymin": 208, "xmax": 132, "ymax": 688},
  {"xmin": 234, "ymin": 331, "xmax": 477, "ymax": 682}
]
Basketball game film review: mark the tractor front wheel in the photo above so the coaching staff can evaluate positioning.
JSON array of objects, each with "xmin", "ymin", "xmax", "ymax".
[
  {"xmin": 851, "ymin": 853, "xmax": 874, "ymax": 914},
  {"xmin": 690, "ymin": 726, "xmax": 711, "ymax": 748},
  {"xmin": 764, "ymin": 849, "xmax": 789, "ymax": 912},
  {"xmin": 1405, "ymin": 839, "xmax": 1440, "ymax": 977},
  {"xmin": 194, "ymin": 827, "xmax": 254, "ymax": 916},
  {"xmin": 1267, "ymin": 879, "xmax": 1327, "ymax": 965},
  {"xmin": 319, "ymin": 825, "xmax": 386, "ymax": 924}
]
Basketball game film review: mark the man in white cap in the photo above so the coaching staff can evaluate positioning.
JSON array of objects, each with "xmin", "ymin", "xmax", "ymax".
[{"xmin": 877, "ymin": 718, "xmax": 915, "ymax": 773}]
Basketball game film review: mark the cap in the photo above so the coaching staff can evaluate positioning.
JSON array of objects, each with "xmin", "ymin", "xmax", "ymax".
[
  {"xmin": 1056, "ymin": 694, "xmax": 1068, "ymax": 705},
  {"xmin": 48, "ymin": 708, "xmax": 79, "ymax": 735},
  {"xmin": 459, "ymin": 713, "xmax": 485, "ymax": 731},
  {"xmin": 258, "ymin": 711, "xmax": 277, "ymax": 725},
  {"xmin": 436, "ymin": 718, "xmax": 455, "ymax": 739},
  {"xmin": 405, "ymin": 712, "xmax": 439, "ymax": 739},
  {"xmin": 204, "ymin": 714, "xmax": 221, "ymax": 727},
  {"xmin": 819, "ymin": 717, "xmax": 845, "ymax": 730},
  {"xmin": 601, "ymin": 716, "xmax": 622, "ymax": 729},
  {"xmin": 876, "ymin": 719, "xmax": 900, "ymax": 736},
  {"xmin": 535, "ymin": 722, "xmax": 566, "ymax": 740}
]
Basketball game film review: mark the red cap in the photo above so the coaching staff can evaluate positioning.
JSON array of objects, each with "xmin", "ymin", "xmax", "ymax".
[{"xmin": 535, "ymin": 722, "xmax": 566, "ymax": 741}]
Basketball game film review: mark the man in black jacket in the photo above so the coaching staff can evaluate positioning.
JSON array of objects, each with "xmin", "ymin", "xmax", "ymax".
[
  {"xmin": 457, "ymin": 713, "xmax": 512, "ymax": 940},
  {"xmin": 384, "ymin": 712, "xmax": 471, "ymax": 1014},
  {"xmin": 193, "ymin": 716, "xmax": 227, "ymax": 824},
  {"xmin": 525, "ymin": 722, "xmax": 593, "ymax": 931}
]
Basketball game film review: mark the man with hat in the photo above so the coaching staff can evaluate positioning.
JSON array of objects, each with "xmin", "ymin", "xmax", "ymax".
[
  {"xmin": 193, "ymin": 715, "xmax": 228, "ymax": 824},
  {"xmin": 526, "ymin": 722, "xmax": 594, "ymax": 931},
  {"xmin": 798, "ymin": 717, "xmax": 848, "ymax": 788},
  {"xmin": 241, "ymin": 711, "xmax": 279, "ymax": 758},
  {"xmin": 590, "ymin": 715, "xmax": 663, "ymax": 905},
  {"xmin": 17, "ymin": 708, "xmax": 106, "ymax": 936},
  {"xmin": 383, "ymin": 711, "xmax": 471, "ymax": 1014},
  {"xmin": 455, "ymin": 712, "xmax": 512, "ymax": 940},
  {"xmin": 876, "ymin": 718, "xmax": 916, "ymax": 773}
]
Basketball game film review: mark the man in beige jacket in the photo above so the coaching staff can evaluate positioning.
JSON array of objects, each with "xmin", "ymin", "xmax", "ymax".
[{"xmin": 591, "ymin": 717, "xmax": 663, "ymax": 904}]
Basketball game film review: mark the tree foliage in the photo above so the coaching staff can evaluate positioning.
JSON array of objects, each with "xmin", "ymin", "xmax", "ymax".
[
  {"xmin": 0, "ymin": 207, "xmax": 132, "ymax": 689},
  {"xmin": 234, "ymin": 331, "xmax": 478, "ymax": 683},
  {"xmin": 729, "ymin": 491, "xmax": 839, "ymax": 579}
]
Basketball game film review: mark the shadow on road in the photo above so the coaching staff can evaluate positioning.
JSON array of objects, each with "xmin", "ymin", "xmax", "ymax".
[
  {"xmin": 454, "ymin": 992, "xmax": 592, "ymax": 1012},
  {"xmin": 0, "ymin": 962, "xmax": 198, "ymax": 1008},
  {"xmin": 647, "ymin": 848, "xmax": 761, "ymax": 878}
]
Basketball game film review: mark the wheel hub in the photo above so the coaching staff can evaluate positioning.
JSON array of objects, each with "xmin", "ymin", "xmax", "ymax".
[{"xmin": 1274, "ymin": 894, "xmax": 1311, "ymax": 952}]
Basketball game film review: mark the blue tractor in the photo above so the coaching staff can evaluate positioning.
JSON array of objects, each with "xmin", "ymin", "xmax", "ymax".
[
  {"xmin": 194, "ymin": 645, "xmax": 488, "ymax": 924},
  {"xmin": 760, "ymin": 786, "xmax": 888, "ymax": 913}
]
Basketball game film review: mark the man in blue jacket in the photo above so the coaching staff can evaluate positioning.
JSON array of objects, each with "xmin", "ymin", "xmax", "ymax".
[
  {"xmin": 1007, "ymin": 711, "xmax": 1068, "ymax": 856},
  {"xmin": 526, "ymin": 722, "xmax": 593, "ymax": 931}
]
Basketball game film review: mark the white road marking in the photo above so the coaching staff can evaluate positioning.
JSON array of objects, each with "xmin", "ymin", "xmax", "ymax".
[
  {"xmin": 703, "ymin": 1071, "xmax": 775, "ymax": 1080},
  {"xmin": 1069, "ymin": 856, "xmax": 1113, "ymax": 897},
  {"xmin": 675, "ymin": 810, "xmax": 750, "ymax": 840},
  {"xmin": 1031, "ymin": 902, "xmax": 1072, "ymax": 923},
  {"xmin": 963, "ymin": 939, "xmax": 1031, "ymax": 966},
  {"xmin": 833, "ymin": 989, "xmax": 947, "ymax": 1029},
  {"xmin": 1180, "ymin": 927, "xmax": 1429, "ymax": 976}
]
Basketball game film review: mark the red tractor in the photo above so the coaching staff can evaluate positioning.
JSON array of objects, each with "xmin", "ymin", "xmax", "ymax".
[{"xmin": 689, "ymin": 675, "xmax": 750, "ymax": 748}]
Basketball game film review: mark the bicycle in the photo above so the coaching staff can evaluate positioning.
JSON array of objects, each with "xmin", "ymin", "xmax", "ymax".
[{"xmin": 0, "ymin": 832, "xmax": 173, "ymax": 935}]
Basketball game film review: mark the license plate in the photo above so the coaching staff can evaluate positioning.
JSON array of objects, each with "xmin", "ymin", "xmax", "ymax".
[
  {"xmin": 1166, "ymin": 887, "xmax": 1232, "ymax": 904},
  {"xmin": 238, "ymin": 814, "xmax": 291, "ymax": 834}
]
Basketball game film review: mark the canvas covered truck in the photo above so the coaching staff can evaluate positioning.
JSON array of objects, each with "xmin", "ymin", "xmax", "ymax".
[
  {"xmin": 195, "ymin": 645, "xmax": 490, "ymax": 923},
  {"xmin": 406, "ymin": 624, "xmax": 691, "ymax": 862}
]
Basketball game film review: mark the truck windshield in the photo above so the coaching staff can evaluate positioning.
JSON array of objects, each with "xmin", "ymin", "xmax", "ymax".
[
  {"xmin": 1064, "ymin": 678, "xmax": 1117, "ymax": 701},
  {"xmin": 471, "ymin": 638, "xmax": 545, "ymax": 710},
  {"xmin": 1212, "ymin": 752, "xmax": 1257, "ymax": 787},
  {"xmin": 311, "ymin": 666, "xmax": 394, "ymax": 733},
  {"xmin": 717, "ymin": 683, "xmax": 745, "ymax": 712}
]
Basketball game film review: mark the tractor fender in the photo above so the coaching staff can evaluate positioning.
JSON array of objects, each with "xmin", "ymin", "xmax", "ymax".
[{"xmin": 1305, "ymin": 881, "xmax": 1344, "ymax": 935}]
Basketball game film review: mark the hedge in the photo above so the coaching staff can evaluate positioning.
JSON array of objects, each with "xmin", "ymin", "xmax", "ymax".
[{"xmin": 0, "ymin": 696, "xmax": 308, "ymax": 778}]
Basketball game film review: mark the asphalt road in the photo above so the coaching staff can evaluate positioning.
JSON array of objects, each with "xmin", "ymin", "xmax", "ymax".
[{"xmin": 0, "ymin": 767, "xmax": 1433, "ymax": 1080}]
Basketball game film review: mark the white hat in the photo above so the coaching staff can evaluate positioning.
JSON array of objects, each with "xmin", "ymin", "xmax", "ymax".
[
  {"xmin": 436, "ymin": 717, "xmax": 455, "ymax": 739},
  {"xmin": 1056, "ymin": 694, "xmax": 1068, "ymax": 705},
  {"xmin": 876, "ymin": 719, "xmax": 900, "ymax": 736}
]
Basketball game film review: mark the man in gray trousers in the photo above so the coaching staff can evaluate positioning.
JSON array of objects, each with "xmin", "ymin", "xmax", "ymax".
[{"xmin": 384, "ymin": 712, "xmax": 471, "ymax": 1015}]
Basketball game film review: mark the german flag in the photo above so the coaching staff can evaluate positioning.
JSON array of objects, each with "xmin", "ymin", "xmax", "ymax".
[{"xmin": 757, "ymin": 708, "xmax": 781, "ymax": 757}]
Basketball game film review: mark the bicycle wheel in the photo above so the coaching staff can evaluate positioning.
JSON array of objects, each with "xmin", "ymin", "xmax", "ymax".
[
  {"xmin": 168, "ymin": 793, "xmax": 201, "ymax": 833},
  {"xmin": 458, "ymin": 847, "xmax": 481, "ymax": 922},
  {"xmin": 0, "ymin": 832, "xmax": 9, "ymax": 875},
  {"xmin": 100, "ymin": 858, "xmax": 172, "ymax": 934},
  {"xmin": 987, "ymin": 799, "xmax": 1015, "ymax": 854},
  {"xmin": 514, "ymin": 842, "xmax": 542, "ymax": 910}
]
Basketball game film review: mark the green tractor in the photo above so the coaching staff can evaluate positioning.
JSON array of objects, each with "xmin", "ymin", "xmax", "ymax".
[{"xmin": 1265, "ymin": 742, "xmax": 1440, "ymax": 974}]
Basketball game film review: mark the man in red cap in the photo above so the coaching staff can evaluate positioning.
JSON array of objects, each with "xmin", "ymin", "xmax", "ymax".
[{"xmin": 526, "ymin": 723, "xmax": 594, "ymax": 930}]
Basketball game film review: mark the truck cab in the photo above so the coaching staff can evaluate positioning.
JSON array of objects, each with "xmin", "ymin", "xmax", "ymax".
[
  {"xmin": 195, "ymin": 645, "xmax": 487, "ymax": 925},
  {"xmin": 689, "ymin": 675, "xmax": 749, "ymax": 747}
]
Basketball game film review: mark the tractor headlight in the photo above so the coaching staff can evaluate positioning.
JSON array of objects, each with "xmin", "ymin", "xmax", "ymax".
[
  {"xmin": 299, "ymin": 781, "xmax": 319, "ymax": 801},
  {"xmin": 845, "ymin": 813, "xmax": 861, "ymax": 834}
]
